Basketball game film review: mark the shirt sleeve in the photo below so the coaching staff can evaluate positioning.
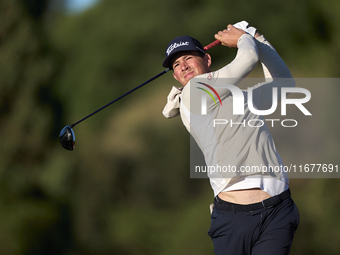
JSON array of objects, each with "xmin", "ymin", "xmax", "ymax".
[
  {"xmin": 247, "ymin": 35, "xmax": 295, "ymax": 111},
  {"xmin": 217, "ymin": 33, "xmax": 259, "ymax": 80}
]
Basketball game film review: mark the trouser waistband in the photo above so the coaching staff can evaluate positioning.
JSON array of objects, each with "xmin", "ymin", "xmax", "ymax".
[{"xmin": 214, "ymin": 189, "xmax": 291, "ymax": 212}]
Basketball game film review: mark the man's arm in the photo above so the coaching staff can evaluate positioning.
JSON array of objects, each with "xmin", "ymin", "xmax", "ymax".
[
  {"xmin": 214, "ymin": 25, "xmax": 259, "ymax": 80},
  {"xmin": 249, "ymin": 34, "xmax": 295, "ymax": 110},
  {"xmin": 255, "ymin": 33, "xmax": 292, "ymax": 80}
]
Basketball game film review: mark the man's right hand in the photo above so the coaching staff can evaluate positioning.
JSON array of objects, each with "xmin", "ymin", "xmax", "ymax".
[{"xmin": 214, "ymin": 25, "xmax": 247, "ymax": 48}]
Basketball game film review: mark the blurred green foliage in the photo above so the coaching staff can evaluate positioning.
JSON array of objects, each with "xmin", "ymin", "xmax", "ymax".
[{"xmin": 0, "ymin": 0, "xmax": 339, "ymax": 254}]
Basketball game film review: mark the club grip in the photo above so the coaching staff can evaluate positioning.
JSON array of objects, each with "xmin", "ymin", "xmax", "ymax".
[{"xmin": 203, "ymin": 39, "xmax": 221, "ymax": 51}]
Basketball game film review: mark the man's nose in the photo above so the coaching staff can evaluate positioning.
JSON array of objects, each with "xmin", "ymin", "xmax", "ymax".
[{"xmin": 181, "ymin": 61, "xmax": 189, "ymax": 70}]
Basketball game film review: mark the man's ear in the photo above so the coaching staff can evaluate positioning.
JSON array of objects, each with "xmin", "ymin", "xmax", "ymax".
[{"xmin": 204, "ymin": 53, "xmax": 212, "ymax": 68}]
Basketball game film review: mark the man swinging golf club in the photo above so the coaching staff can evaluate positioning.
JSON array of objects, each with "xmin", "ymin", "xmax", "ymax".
[{"xmin": 162, "ymin": 21, "xmax": 299, "ymax": 255}]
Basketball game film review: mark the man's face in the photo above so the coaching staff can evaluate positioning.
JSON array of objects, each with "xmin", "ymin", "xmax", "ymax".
[{"xmin": 171, "ymin": 51, "xmax": 211, "ymax": 86}]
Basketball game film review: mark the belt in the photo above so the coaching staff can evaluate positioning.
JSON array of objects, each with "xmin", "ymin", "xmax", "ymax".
[{"xmin": 214, "ymin": 189, "xmax": 291, "ymax": 212}]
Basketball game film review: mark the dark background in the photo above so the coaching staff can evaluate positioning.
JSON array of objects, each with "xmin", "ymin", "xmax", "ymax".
[{"xmin": 0, "ymin": 0, "xmax": 339, "ymax": 254}]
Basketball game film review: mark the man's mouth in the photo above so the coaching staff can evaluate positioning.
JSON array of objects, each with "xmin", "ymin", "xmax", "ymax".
[{"xmin": 184, "ymin": 71, "xmax": 195, "ymax": 80}]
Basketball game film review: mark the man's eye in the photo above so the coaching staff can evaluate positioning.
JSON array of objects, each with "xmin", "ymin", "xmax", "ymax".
[{"xmin": 186, "ymin": 56, "xmax": 192, "ymax": 60}]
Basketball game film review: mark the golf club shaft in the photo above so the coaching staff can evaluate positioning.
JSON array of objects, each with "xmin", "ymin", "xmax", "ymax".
[
  {"xmin": 70, "ymin": 68, "xmax": 170, "ymax": 128},
  {"xmin": 69, "ymin": 39, "xmax": 221, "ymax": 128}
]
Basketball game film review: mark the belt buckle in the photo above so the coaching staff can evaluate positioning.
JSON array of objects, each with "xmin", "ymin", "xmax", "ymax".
[{"xmin": 262, "ymin": 200, "xmax": 274, "ymax": 209}]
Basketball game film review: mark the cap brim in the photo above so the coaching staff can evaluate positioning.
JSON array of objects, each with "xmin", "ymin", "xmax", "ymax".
[{"xmin": 162, "ymin": 51, "xmax": 178, "ymax": 68}]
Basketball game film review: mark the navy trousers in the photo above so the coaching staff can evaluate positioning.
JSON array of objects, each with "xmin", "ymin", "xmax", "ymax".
[{"xmin": 208, "ymin": 190, "xmax": 299, "ymax": 255}]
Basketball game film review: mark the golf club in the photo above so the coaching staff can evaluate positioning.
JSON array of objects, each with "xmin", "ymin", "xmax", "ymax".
[{"xmin": 59, "ymin": 39, "xmax": 221, "ymax": 151}]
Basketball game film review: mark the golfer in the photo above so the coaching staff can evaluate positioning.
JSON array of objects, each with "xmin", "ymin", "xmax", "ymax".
[{"xmin": 162, "ymin": 22, "xmax": 299, "ymax": 255}]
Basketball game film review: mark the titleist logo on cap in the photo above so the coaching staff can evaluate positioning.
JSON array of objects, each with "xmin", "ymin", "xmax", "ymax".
[{"xmin": 166, "ymin": 41, "xmax": 189, "ymax": 56}]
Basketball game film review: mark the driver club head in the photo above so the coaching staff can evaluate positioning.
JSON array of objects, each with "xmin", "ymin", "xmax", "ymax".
[{"xmin": 59, "ymin": 125, "xmax": 75, "ymax": 151}]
